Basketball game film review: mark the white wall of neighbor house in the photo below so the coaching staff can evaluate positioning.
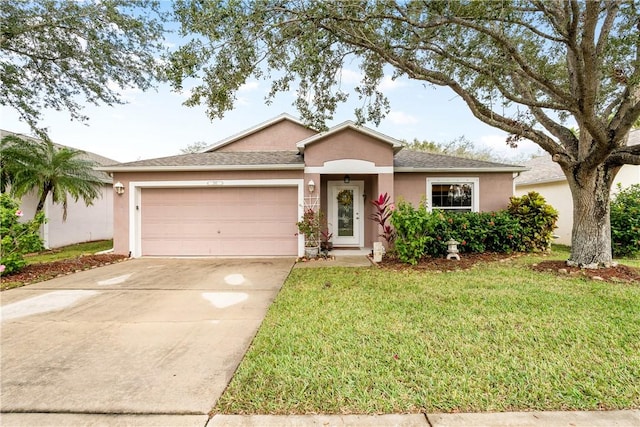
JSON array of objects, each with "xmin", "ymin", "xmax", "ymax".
[
  {"xmin": 516, "ymin": 164, "xmax": 640, "ymax": 246},
  {"xmin": 16, "ymin": 185, "xmax": 113, "ymax": 249},
  {"xmin": 516, "ymin": 180, "xmax": 573, "ymax": 245}
]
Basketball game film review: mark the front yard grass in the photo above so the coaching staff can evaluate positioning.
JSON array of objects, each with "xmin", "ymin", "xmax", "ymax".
[
  {"xmin": 1, "ymin": 240, "xmax": 121, "ymax": 291},
  {"xmin": 216, "ymin": 251, "xmax": 640, "ymax": 415},
  {"xmin": 24, "ymin": 239, "xmax": 114, "ymax": 263}
]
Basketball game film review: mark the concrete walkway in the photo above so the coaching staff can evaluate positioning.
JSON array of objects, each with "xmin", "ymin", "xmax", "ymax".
[{"xmin": 2, "ymin": 410, "xmax": 638, "ymax": 426}]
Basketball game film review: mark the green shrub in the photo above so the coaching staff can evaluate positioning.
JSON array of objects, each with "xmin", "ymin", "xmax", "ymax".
[
  {"xmin": 391, "ymin": 200, "xmax": 438, "ymax": 264},
  {"xmin": 0, "ymin": 194, "xmax": 45, "ymax": 275},
  {"xmin": 507, "ymin": 191, "xmax": 558, "ymax": 251},
  {"xmin": 390, "ymin": 192, "xmax": 557, "ymax": 265},
  {"xmin": 610, "ymin": 183, "xmax": 640, "ymax": 258}
]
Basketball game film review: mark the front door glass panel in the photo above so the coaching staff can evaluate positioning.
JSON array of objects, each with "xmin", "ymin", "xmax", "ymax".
[{"xmin": 337, "ymin": 189, "xmax": 354, "ymax": 237}]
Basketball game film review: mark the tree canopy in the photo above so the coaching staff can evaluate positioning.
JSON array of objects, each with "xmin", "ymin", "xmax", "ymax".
[
  {"xmin": 1, "ymin": 0, "xmax": 166, "ymax": 137},
  {"xmin": 168, "ymin": 0, "xmax": 640, "ymax": 162},
  {"xmin": 168, "ymin": 0, "xmax": 640, "ymax": 266}
]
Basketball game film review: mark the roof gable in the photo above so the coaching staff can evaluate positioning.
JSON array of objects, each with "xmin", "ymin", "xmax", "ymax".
[
  {"xmin": 204, "ymin": 113, "xmax": 316, "ymax": 152},
  {"xmin": 296, "ymin": 121, "xmax": 403, "ymax": 154}
]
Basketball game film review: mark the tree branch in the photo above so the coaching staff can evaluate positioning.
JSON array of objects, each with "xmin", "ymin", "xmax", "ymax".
[{"xmin": 606, "ymin": 143, "xmax": 640, "ymax": 166}]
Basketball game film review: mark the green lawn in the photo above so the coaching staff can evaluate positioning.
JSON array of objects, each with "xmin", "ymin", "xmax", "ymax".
[
  {"xmin": 1, "ymin": 240, "xmax": 115, "ymax": 291},
  {"xmin": 216, "ymin": 251, "xmax": 640, "ymax": 415},
  {"xmin": 24, "ymin": 240, "xmax": 113, "ymax": 264}
]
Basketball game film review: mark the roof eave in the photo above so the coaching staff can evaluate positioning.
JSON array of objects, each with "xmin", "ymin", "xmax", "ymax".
[
  {"xmin": 98, "ymin": 164, "xmax": 304, "ymax": 173},
  {"xmin": 515, "ymin": 177, "xmax": 566, "ymax": 186},
  {"xmin": 394, "ymin": 166, "xmax": 529, "ymax": 173}
]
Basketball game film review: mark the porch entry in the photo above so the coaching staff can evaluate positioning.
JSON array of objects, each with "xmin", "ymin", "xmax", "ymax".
[{"xmin": 327, "ymin": 180, "xmax": 364, "ymax": 247}]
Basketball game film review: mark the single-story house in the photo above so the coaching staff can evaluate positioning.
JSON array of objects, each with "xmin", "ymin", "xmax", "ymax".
[
  {"xmin": 515, "ymin": 129, "xmax": 640, "ymax": 245},
  {"xmin": 102, "ymin": 114, "xmax": 527, "ymax": 258},
  {"xmin": 1, "ymin": 130, "xmax": 116, "ymax": 249}
]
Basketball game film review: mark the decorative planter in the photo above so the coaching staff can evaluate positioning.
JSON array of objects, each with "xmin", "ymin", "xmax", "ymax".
[{"xmin": 305, "ymin": 247, "xmax": 319, "ymax": 258}]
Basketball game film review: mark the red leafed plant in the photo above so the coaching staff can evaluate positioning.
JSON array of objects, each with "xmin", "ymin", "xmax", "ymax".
[{"xmin": 369, "ymin": 192, "xmax": 396, "ymax": 246}]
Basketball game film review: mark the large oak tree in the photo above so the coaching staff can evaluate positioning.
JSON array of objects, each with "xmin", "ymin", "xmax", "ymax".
[{"xmin": 167, "ymin": 0, "xmax": 640, "ymax": 267}]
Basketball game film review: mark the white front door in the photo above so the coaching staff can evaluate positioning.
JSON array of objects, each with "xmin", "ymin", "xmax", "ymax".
[{"xmin": 328, "ymin": 181, "xmax": 364, "ymax": 247}]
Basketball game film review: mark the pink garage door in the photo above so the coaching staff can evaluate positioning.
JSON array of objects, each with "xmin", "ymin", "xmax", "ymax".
[{"xmin": 141, "ymin": 187, "xmax": 298, "ymax": 256}]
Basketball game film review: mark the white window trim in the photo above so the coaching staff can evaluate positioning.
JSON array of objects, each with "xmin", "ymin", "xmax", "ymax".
[
  {"xmin": 128, "ymin": 179, "xmax": 305, "ymax": 258},
  {"xmin": 426, "ymin": 177, "xmax": 480, "ymax": 212}
]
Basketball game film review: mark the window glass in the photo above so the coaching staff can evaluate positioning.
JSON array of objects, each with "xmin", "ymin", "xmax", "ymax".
[{"xmin": 431, "ymin": 183, "xmax": 473, "ymax": 212}]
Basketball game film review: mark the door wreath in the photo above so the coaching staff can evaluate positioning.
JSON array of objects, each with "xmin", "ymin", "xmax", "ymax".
[{"xmin": 337, "ymin": 189, "xmax": 353, "ymax": 206}]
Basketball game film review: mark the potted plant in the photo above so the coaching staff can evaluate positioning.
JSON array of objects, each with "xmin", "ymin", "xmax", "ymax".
[
  {"xmin": 320, "ymin": 227, "xmax": 333, "ymax": 253},
  {"xmin": 296, "ymin": 208, "xmax": 321, "ymax": 258}
]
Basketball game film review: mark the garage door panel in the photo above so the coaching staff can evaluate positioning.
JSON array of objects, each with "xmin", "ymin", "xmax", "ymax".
[{"xmin": 141, "ymin": 187, "xmax": 298, "ymax": 256}]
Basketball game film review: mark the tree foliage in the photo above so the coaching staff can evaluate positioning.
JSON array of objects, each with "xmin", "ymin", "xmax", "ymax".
[
  {"xmin": 0, "ymin": 135, "xmax": 104, "ymax": 221},
  {"xmin": 0, "ymin": 0, "xmax": 166, "ymax": 137},
  {"xmin": 180, "ymin": 141, "xmax": 208, "ymax": 154},
  {"xmin": 0, "ymin": 194, "xmax": 45, "ymax": 275},
  {"xmin": 610, "ymin": 183, "xmax": 640, "ymax": 257},
  {"xmin": 169, "ymin": 1, "xmax": 640, "ymax": 266},
  {"xmin": 405, "ymin": 135, "xmax": 503, "ymax": 162}
]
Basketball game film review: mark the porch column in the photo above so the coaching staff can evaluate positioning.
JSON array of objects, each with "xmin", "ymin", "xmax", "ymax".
[
  {"xmin": 375, "ymin": 173, "xmax": 395, "ymax": 248},
  {"xmin": 376, "ymin": 173, "xmax": 394, "ymax": 205}
]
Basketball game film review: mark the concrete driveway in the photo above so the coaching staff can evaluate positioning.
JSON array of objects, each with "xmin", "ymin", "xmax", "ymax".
[{"xmin": 1, "ymin": 258, "xmax": 293, "ymax": 419}]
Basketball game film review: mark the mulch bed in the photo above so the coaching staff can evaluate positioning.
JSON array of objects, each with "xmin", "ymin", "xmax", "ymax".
[
  {"xmin": 1, "ymin": 254, "xmax": 128, "ymax": 288},
  {"xmin": 377, "ymin": 252, "xmax": 639, "ymax": 283},
  {"xmin": 377, "ymin": 252, "xmax": 521, "ymax": 272},
  {"xmin": 532, "ymin": 260, "xmax": 640, "ymax": 283}
]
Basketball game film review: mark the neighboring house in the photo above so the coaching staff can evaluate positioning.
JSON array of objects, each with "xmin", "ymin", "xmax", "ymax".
[
  {"xmin": 0, "ymin": 130, "xmax": 116, "ymax": 249},
  {"xmin": 515, "ymin": 129, "xmax": 640, "ymax": 245},
  {"xmin": 103, "ymin": 114, "xmax": 526, "ymax": 258}
]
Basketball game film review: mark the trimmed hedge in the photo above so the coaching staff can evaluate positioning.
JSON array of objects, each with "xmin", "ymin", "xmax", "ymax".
[{"xmin": 391, "ymin": 192, "xmax": 558, "ymax": 264}]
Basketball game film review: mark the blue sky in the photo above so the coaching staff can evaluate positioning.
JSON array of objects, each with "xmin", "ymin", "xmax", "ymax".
[{"xmin": 0, "ymin": 66, "xmax": 543, "ymax": 164}]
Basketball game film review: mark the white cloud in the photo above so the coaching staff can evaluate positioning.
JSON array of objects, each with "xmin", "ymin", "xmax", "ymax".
[
  {"xmin": 379, "ymin": 75, "xmax": 407, "ymax": 92},
  {"xmin": 106, "ymin": 81, "xmax": 143, "ymax": 102},
  {"xmin": 479, "ymin": 134, "xmax": 542, "ymax": 159},
  {"xmin": 239, "ymin": 80, "xmax": 259, "ymax": 92},
  {"xmin": 387, "ymin": 111, "xmax": 419, "ymax": 125},
  {"xmin": 337, "ymin": 68, "xmax": 362, "ymax": 85}
]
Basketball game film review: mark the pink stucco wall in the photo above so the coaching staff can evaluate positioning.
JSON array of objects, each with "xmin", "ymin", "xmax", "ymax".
[
  {"xmin": 303, "ymin": 128, "xmax": 395, "ymax": 167},
  {"xmin": 394, "ymin": 172, "xmax": 514, "ymax": 211},
  {"xmin": 216, "ymin": 120, "xmax": 316, "ymax": 152}
]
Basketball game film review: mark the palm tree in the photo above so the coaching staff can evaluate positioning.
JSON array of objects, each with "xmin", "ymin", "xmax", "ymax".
[{"xmin": 0, "ymin": 135, "xmax": 103, "ymax": 221}]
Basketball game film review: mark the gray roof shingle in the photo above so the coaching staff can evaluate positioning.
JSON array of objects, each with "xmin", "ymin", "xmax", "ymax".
[
  {"xmin": 105, "ymin": 151, "xmax": 304, "ymax": 170},
  {"xmin": 394, "ymin": 149, "xmax": 525, "ymax": 171}
]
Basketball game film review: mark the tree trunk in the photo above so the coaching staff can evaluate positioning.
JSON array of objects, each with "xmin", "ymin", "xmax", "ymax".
[
  {"xmin": 35, "ymin": 183, "xmax": 52, "ymax": 217},
  {"xmin": 566, "ymin": 165, "xmax": 617, "ymax": 268},
  {"xmin": 35, "ymin": 191, "xmax": 48, "ymax": 215}
]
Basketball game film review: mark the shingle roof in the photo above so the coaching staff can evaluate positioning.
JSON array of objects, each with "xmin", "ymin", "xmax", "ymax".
[
  {"xmin": 394, "ymin": 149, "xmax": 526, "ymax": 171},
  {"xmin": 102, "ymin": 151, "xmax": 304, "ymax": 171},
  {"xmin": 516, "ymin": 129, "xmax": 640, "ymax": 186},
  {"xmin": 514, "ymin": 156, "xmax": 565, "ymax": 185}
]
